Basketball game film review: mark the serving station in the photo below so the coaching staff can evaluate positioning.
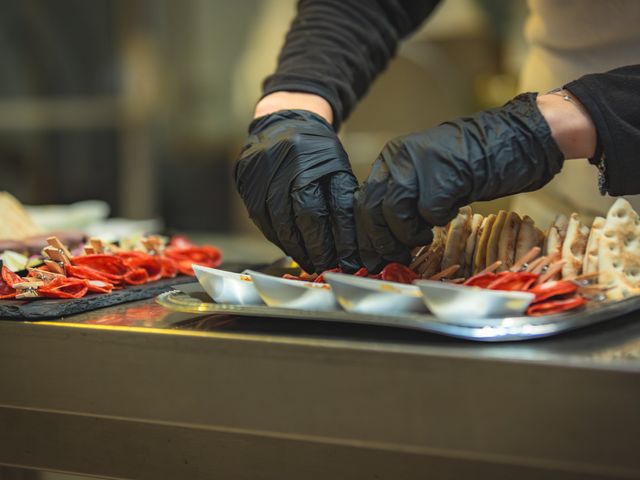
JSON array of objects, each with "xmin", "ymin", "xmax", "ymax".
[{"xmin": 1, "ymin": 256, "xmax": 640, "ymax": 479}]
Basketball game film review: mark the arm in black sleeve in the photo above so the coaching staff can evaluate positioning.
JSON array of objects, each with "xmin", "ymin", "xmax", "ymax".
[
  {"xmin": 564, "ymin": 65, "xmax": 640, "ymax": 196},
  {"xmin": 262, "ymin": 0, "xmax": 442, "ymax": 130}
]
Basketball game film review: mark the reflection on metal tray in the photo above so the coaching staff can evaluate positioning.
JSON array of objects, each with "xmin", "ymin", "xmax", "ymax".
[{"xmin": 156, "ymin": 289, "xmax": 640, "ymax": 342}]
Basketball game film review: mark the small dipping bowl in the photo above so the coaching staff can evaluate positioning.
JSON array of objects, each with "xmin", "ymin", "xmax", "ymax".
[
  {"xmin": 415, "ymin": 280, "xmax": 535, "ymax": 321},
  {"xmin": 247, "ymin": 270, "xmax": 339, "ymax": 311},
  {"xmin": 193, "ymin": 265, "xmax": 264, "ymax": 305},
  {"xmin": 324, "ymin": 272, "xmax": 427, "ymax": 315}
]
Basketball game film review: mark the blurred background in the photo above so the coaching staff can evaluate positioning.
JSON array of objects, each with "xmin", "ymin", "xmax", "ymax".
[{"xmin": 0, "ymin": 0, "xmax": 527, "ymax": 247}]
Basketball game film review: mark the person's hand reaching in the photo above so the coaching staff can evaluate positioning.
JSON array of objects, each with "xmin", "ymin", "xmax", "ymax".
[
  {"xmin": 355, "ymin": 92, "xmax": 569, "ymax": 272},
  {"xmin": 235, "ymin": 93, "xmax": 359, "ymax": 274}
]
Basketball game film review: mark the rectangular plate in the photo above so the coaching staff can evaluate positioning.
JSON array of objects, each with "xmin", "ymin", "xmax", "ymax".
[
  {"xmin": 0, "ymin": 276, "xmax": 194, "ymax": 320},
  {"xmin": 157, "ymin": 286, "xmax": 640, "ymax": 342}
]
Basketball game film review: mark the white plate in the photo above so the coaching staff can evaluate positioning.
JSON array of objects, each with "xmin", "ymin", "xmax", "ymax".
[
  {"xmin": 324, "ymin": 272, "xmax": 427, "ymax": 315},
  {"xmin": 247, "ymin": 270, "xmax": 338, "ymax": 311},
  {"xmin": 415, "ymin": 280, "xmax": 535, "ymax": 321},
  {"xmin": 193, "ymin": 265, "xmax": 263, "ymax": 305}
]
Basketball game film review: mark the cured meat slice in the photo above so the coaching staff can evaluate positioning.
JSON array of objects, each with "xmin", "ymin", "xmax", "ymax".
[
  {"xmin": 124, "ymin": 268, "xmax": 149, "ymax": 285},
  {"xmin": 159, "ymin": 257, "xmax": 179, "ymax": 278},
  {"xmin": 71, "ymin": 254, "xmax": 129, "ymax": 283},
  {"xmin": 0, "ymin": 266, "xmax": 16, "ymax": 299},
  {"xmin": 164, "ymin": 245, "xmax": 222, "ymax": 276},
  {"xmin": 117, "ymin": 252, "xmax": 163, "ymax": 282},
  {"xmin": 39, "ymin": 277, "xmax": 88, "ymax": 299}
]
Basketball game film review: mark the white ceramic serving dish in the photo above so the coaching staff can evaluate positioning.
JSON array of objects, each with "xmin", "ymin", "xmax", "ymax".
[
  {"xmin": 324, "ymin": 272, "xmax": 427, "ymax": 315},
  {"xmin": 415, "ymin": 280, "xmax": 535, "ymax": 321},
  {"xmin": 246, "ymin": 270, "xmax": 339, "ymax": 311},
  {"xmin": 193, "ymin": 265, "xmax": 264, "ymax": 306}
]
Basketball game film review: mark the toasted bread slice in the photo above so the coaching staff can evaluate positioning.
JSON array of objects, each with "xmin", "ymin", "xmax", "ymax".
[
  {"xmin": 473, "ymin": 214, "xmax": 496, "ymax": 274},
  {"xmin": 583, "ymin": 216, "xmax": 605, "ymax": 275},
  {"xmin": 441, "ymin": 206, "xmax": 473, "ymax": 271},
  {"xmin": 544, "ymin": 214, "xmax": 569, "ymax": 262},
  {"xmin": 462, "ymin": 213, "xmax": 483, "ymax": 277},
  {"xmin": 599, "ymin": 199, "xmax": 640, "ymax": 300},
  {"xmin": 515, "ymin": 215, "xmax": 544, "ymax": 261},
  {"xmin": 412, "ymin": 227, "xmax": 447, "ymax": 278},
  {"xmin": 486, "ymin": 210, "xmax": 507, "ymax": 267},
  {"xmin": 497, "ymin": 212, "xmax": 522, "ymax": 272},
  {"xmin": 561, "ymin": 213, "xmax": 590, "ymax": 279}
]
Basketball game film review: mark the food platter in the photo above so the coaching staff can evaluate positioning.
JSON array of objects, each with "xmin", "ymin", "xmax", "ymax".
[{"xmin": 156, "ymin": 285, "xmax": 640, "ymax": 342}]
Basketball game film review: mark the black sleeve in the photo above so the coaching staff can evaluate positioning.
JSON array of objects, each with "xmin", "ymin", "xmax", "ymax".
[
  {"xmin": 564, "ymin": 65, "xmax": 640, "ymax": 196},
  {"xmin": 262, "ymin": 0, "xmax": 442, "ymax": 130}
]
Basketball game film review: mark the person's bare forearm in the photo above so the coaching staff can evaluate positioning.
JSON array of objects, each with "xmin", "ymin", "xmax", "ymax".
[
  {"xmin": 254, "ymin": 92, "xmax": 334, "ymax": 125},
  {"xmin": 536, "ymin": 90, "xmax": 597, "ymax": 160}
]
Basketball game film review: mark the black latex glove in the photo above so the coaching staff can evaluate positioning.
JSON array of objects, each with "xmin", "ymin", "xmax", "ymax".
[
  {"xmin": 235, "ymin": 110, "xmax": 359, "ymax": 274},
  {"xmin": 355, "ymin": 92, "xmax": 565, "ymax": 272}
]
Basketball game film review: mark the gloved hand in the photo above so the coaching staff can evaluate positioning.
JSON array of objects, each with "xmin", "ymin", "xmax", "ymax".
[
  {"xmin": 235, "ymin": 110, "xmax": 359, "ymax": 274},
  {"xmin": 355, "ymin": 92, "xmax": 565, "ymax": 272}
]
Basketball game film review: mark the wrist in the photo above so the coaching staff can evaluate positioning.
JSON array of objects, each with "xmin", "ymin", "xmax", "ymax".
[
  {"xmin": 536, "ymin": 90, "xmax": 597, "ymax": 160},
  {"xmin": 254, "ymin": 91, "xmax": 334, "ymax": 125}
]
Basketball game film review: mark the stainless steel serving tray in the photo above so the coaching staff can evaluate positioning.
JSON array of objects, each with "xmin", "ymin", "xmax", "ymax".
[{"xmin": 156, "ymin": 288, "xmax": 640, "ymax": 342}]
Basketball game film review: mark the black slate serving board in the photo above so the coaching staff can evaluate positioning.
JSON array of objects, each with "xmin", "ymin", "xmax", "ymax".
[{"xmin": 0, "ymin": 276, "xmax": 194, "ymax": 320}]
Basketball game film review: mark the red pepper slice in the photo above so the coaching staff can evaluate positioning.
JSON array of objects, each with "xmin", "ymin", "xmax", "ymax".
[
  {"xmin": 528, "ymin": 280, "xmax": 577, "ymax": 303},
  {"xmin": 527, "ymin": 295, "xmax": 587, "ymax": 316},
  {"xmin": 379, "ymin": 263, "xmax": 418, "ymax": 284},
  {"xmin": 39, "ymin": 277, "xmax": 89, "ymax": 299},
  {"xmin": 487, "ymin": 272, "xmax": 538, "ymax": 291}
]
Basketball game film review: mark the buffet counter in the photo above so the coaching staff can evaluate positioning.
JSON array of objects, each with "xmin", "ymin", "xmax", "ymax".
[{"xmin": 1, "ymin": 289, "xmax": 640, "ymax": 480}]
